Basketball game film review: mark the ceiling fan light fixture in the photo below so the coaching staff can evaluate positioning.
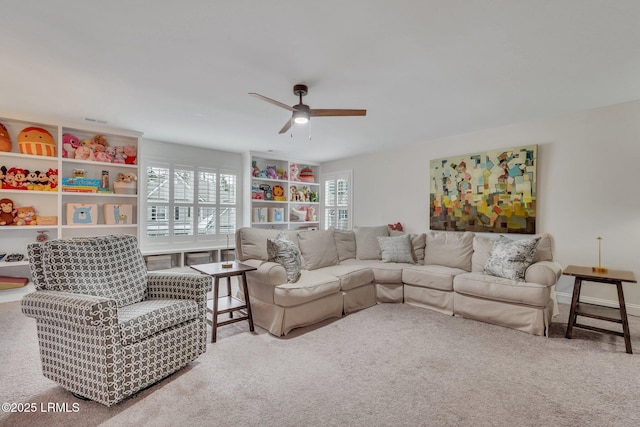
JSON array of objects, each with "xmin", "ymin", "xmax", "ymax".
[{"xmin": 292, "ymin": 110, "xmax": 309, "ymax": 124}]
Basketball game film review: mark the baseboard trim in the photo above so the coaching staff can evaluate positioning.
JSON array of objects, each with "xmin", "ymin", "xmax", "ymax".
[{"xmin": 556, "ymin": 292, "xmax": 640, "ymax": 317}]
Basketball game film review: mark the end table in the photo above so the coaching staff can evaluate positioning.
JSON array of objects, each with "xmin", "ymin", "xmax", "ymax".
[
  {"xmin": 190, "ymin": 261, "xmax": 257, "ymax": 343},
  {"xmin": 564, "ymin": 265, "xmax": 637, "ymax": 354}
]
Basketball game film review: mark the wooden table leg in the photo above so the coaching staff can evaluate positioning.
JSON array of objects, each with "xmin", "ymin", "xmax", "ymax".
[
  {"xmin": 566, "ymin": 277, "xmax": 582, "ymax": 339},
  {"xmin": 241, "ymin": 272, "xmax": 255, "ymax": 332},
  {"xmin": 616, "ymin": 281, "xmax": 633, "ymax": 354},
  {"xmin": 227, "ymin": 276, "xmax": 233, "ymax": 319},
  {"xmin": 212, "ymin": 276, "xmax": 219, "ymax": 343}
]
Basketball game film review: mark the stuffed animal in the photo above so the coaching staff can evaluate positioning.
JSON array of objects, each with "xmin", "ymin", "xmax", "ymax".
[
  {"xmin": 0, "ymin": 123, "xmax": 12, "ymax": 152},
  {"xmin": 267, "ymin": 165, "xmax": 278, "ymax": 179},
  {"xmin": 91, "ymin": 134, "xmax": 108, "ymax": 152},
  {"xmin": 0, "ymin": 198, "xmax": 15, "ymax": 225},
  {"xmin": 276, "ymin": 167, "xmax": 286, "ymax": 180},
  {"xmin": 388, "ymin": 222, "xmax": 404, "ymax": 232},
  {"xmin": 46, "ymin": 168, "xmax": 58, "ymax": 190},
  {"xmin": 95, "ymin": 151, "xmax": 113, "ymax": 163},
  {"xmin": 113, "ymin": 146, "xmax": 126, "ymax": 163},
  {"xmin": 290, "ymin": 185, "xmax": 302, "ymax": 202},
  {"xmin": 3, "ymin": 167, "xmax": 16, "ymax": 189},
  {"xmin": 62, "ymin": 133, "xmax": 81, "ymax": 158},
  {"xmin": 289, "ymin": 163, "xmax": 300, "ymax": 181},
  {"xmin": 0, "ymin": 166, "xmax": 6, "ymax": 189},
  {"xmin": 252, "ymin": 161, "xmax": 260, "ymax": 177},
  {"xmin": 18, "ymin": 127, "xmax": 56, "ymax": 156},
  {"xmin": 26, "ymin": 171, "xmax": 40, "ymax": 190},
  {"xmin": 123, "ymin": 145, "xmax": 137, "ymax": 165},
  {"xmin": 13, "ymin": 206, "xmax": 37, "ymax": 225},
  {"xmin": 272, "ymin": 185, "xmax": 286, "ymax": 201},
  {"xmin": 11, "ymin": 168, "xmax": 28, "ymax": 189},
  {"xmin": 74, "ymin": 145, "xmax": 95, "ymax": 161},
  {"xmin": 299, "ymin": 166, "xmax": 315, "ymax": 183}
]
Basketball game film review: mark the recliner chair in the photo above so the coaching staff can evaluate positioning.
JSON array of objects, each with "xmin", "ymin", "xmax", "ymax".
[{"xmin": 21, "ymin": 234, "xmax": 210, "ymax": 406}]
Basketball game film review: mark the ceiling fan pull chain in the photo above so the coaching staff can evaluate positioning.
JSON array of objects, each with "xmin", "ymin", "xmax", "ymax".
[{"xmin": 308, "ymin": 119, "xmax": 312, "ymax": 140}]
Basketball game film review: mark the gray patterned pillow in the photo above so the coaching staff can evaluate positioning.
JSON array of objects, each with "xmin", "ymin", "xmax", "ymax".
[
  {"xmin": 267, "ymin": 232, "xmax": 303, "ymax": 283},
  {"xmin": 377, "ymin": 235, "xmax": 415, "ymax": 264},
  {"xmin": 483, "ymin": 236, "xmax": 541, "ymax": 281}
]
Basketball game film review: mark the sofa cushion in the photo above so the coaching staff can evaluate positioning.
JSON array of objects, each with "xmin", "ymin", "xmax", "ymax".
[
  {"xmin": 41, "ymin": 235, "xmax": 147, "ymax": 307},
  {"xmin": 274, "ymin": 270, "xmax": 341, "ymax": 307},
  {"xmin": 340, "ymin": 259, "xmax": 408, "ymax": 284},
  {"xmin": 298, "ymin": 230, "xmax": 339, "ymax": 270},
  {"xmin": 333, "ymin": 229, "xmax": 357, "ymax": 261},
  {"xmin": 317, "ymin": 264, "xmax": 374, "ymax": 291},
  {"xmin": 354, "ymin": 225, "xmax": 389, "ymax": 260},
  {"xmin": 267, "ymin": 232, "xmax": 303, "ymax": 283},
  {"xmin": 424, "ymin": 231, "xmax": 474, "ymax": 271},
  {"xmin": 237, "ymin": 228, "xmax": 298, "ymax": 262},
  {"xmin": 472, "ymin": 233, "xmax": 554, "ymax": 272},
  {"xmin": 402, "ymin": 264, "xmax": 468, "ymax": 292},
  {"xmin": 484, "ymin": 235, "xmax": 540, "ymax": 281},
  {"xmin": 410, "ymin": 233, "xmax": 427, "ymax": 265},
  {"xmin": 377, "ymin": 234, "xmax": 415, "ymax": 264},
  {"xmin": 454, "ymin": 272, "xmax": 551, "ymax": 307},
  {"xmin": 118, "ymin": 299, "xmax": 199, "ymax": 346}
]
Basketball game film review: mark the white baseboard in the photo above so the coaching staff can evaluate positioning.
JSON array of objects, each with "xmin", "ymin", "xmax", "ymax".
[{"xmin": 556, "ymin": 291, "xmax": 640, "ymax": 317}]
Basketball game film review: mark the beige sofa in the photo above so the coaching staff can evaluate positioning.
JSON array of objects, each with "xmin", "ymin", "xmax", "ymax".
[{"xmin": 235, "ymin": 226, "xmax": 562, "ymax": 337}]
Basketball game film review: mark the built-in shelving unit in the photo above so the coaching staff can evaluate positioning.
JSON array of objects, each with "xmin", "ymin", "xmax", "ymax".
[
  {"xmin": 0, "ymin": 111, "xmax": 142, "ymax": 284},
  {"xmin": 245, "ymin": 152, "xmax": 320, "ymax": 230}
]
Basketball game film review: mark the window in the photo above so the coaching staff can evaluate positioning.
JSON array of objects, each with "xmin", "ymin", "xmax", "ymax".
[
  {"xmin": 322, "ymin": 170, "xmax": 352, "ymax": 230},
  {"xmin": 145, "ymin": 163, "xmax": 238, "ymax": 240}
]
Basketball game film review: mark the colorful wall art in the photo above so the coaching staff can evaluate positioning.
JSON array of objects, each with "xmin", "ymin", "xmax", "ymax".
[{"xmin": 430, "ymin": 145, "xmax": 537, "ymax": 234}]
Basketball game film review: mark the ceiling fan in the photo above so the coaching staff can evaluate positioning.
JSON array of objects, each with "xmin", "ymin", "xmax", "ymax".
[{"xmin": 249, "ymin": 84, "xmax": 366, "ymax": 134}]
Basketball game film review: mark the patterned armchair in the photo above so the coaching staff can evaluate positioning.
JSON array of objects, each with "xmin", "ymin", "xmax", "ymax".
[{"xmin": 21, "ymin": 235, "xmax": 210, "ymax": 406}]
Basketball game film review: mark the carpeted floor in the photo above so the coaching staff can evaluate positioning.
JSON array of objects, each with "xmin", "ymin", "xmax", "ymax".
[{"xmin": 1, "ymin": 299, "xmax": 639, "ymax": 427}]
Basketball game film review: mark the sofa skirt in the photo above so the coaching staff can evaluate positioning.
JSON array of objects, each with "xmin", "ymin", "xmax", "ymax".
[
  {"xmin": 453, "ymin": 292, "xmax": 554, "ymax": 336},
  {"xmin": 404, "ymin": 285, "xmax": 454, "ymax": 315},
  {"xmin": 250, "ymin": 293, "xmax": 343, "ymax": 336},
  {"xmin": 343, "ymin": 284, "xmax": 376, "ymax": 314},
  {"xmin": 375, "ymin": 283, "xmax": 404, "ymax": 303}
]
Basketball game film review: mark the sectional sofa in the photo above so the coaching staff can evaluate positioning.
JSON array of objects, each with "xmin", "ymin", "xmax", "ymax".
[{"xmin": 235, "ymin": 226, "xmax": 562, "ymax": 337}]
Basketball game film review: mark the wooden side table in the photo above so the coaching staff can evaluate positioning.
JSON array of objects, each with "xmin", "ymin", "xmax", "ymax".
[
  {"xmin": 190, "ymin": 261, "xmax": 257, "ymax": 343},
  {"xmin": 564, "ymin": 265, "xmax": 637, "ymax": 354}
]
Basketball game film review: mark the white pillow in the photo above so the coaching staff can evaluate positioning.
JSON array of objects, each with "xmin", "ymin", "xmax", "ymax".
[
  {"xmin": 483, "ymin": 236, "xmax": 540, "ymax": 281},
  {"xmin": 377, "ymin": 234, "xmax": 415, "ymax": 264}
]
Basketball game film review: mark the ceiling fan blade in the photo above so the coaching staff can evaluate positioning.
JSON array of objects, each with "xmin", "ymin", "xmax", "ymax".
[
  {"xmin": 249, "ymin": 93, "xmax": 296, "ymax": 112},
  {"xmin": 310, "ymin": 109, "xmax": 367, "ymax": 117},
  {"xmin": 278, "ymin": 119, "xmax": 293, "ymax": 134}
]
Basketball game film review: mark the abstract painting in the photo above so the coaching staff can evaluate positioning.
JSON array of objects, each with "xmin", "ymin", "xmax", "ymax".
[{"xmin": 430, "ymin": 145, "xmax": 537, "ymax": 234}]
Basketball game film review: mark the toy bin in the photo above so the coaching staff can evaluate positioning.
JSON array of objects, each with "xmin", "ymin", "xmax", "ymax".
[
  {"xmin": 103, "ymin": 204, "xmax": 133, "ymax": 225},
  {"xmin": 114, "ymin": 181, "xmax": 137, "ymax": 194},
  {"xmin": 66, "ymin": 203, "xmax": 98, "ymax": 225}
]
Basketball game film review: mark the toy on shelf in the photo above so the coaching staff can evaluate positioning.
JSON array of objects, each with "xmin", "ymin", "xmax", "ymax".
[
  {"xmin": 276, "ymin": 167, "xmax": 287, "ymax": 180},
  {"xmin": 299, "ymin": 166, "xmax": 315, "ymax": 183},
  {"xmin": 13, "ymin": 206, "xmax": 37, "ymax": 225},
  {"xmin": 113, "ymin": 172, "xmax": 137, "ymax": 194},
  {"xmin": 46, "ymin": 168, "xmax": 58, "ymax": 190},
  {"xmin": 290, "ymin": 163, "xmax": 300, "ymax": 181},
  {"xmin": 0, "ymin": 198, "xmax": 15, "ymax": 225},
  {"xmin": 18, "ymin": 127, "xmax": 56, "ymax": 157},
  {"xmin": 0, "ymin": 123, "xmax": 12, "ymax": 152},
  {"xmin": 272, "ymin": 185, "xmax": 286, "ymax": 201},
  {"xmin": 62, "ymin": 133, "xmax": 81, "ymax": 158},
  {"xmin": 267, "ymin": 165, "xmax": 278, "ymax": 179},
  {"xmin": 123, "ymin": 145, "xmax": 137, "ymax": 165},
  {"xmin": 260, "ymin": 184, "xmax": 272, "ymax": 200},
  {"xmin": 290, "ymin": 185, "xmax": 302, "ymax": 202},
  {"xmin": 252, "ymin": 161, "xmax": 260, "ymax": 177}
]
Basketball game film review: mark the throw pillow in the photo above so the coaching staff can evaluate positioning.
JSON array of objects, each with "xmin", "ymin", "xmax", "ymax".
[
  {"xmin": 333, "ymin": 229, "xmax": 356, "ymax": 261},
  {"xmin": 483, "ymin": 236, "xmax": 541, "ymax": 281},
  {"xmin": 267, "ymin": 232, "xmax": 303, "ymax": 283},
  {"xmin": 354, "ymin": 225, "xmax": 389, "ymax": 260},
  {"xmin": 377, "ymin": 234, "xmax": 415, "ymax": 264},
  {"xmin": 298, "ymin": 230, "xmax": 339, "ymax": 270}
]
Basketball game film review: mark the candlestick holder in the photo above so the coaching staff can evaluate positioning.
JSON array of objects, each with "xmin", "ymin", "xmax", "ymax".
[
  {"xmin": 592, "ymin": 236, "xmax": 608, "ymax": 273},
  {"xmin": 222, "ymin": 234, "xmax": 233, "ymax": 268}
]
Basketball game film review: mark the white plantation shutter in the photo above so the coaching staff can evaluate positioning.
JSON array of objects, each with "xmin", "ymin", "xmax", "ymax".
[{"xmin": 322, "ymin": 170, "xmax": 352, "ymax": 230}]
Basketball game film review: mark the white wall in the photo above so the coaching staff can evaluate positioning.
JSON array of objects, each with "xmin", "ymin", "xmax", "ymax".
[{"xmin": 322, "ymin": 100, "xmax": 640, "ymax": 312}]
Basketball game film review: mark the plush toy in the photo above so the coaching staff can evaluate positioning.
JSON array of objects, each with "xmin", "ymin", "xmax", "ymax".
[
  {"xmin": 91, "ymin": 134, "xmax": 108, "ymax": 152},
  {"xmin": 46, "ymin": 168, "xmax": 58, "ymax": 190},
  {"xmin": 13, "ymin": 206, "xmax": 37, "ymax": 225},
  {"xmin": 272, "ymin": 185, "xmax": 286, "ymax": 201},
  {"xmin": 290, "ymin": 185, "xmax": 302, "ymax": 202},
  {"xmin": 289, "ymin": 163, "xmax": 300, "ymax": 181},
  {"xmin": 0, "ymin": 198, "xmax": 15, "ymax": 225},
  {"xmin": 62, "ymin": 133, "xmax": 81, "ymax": 158},
  {"xmin": 388, "ymin": 222, "xmax": 404, "ymax": 232},
  {"xmin": 252, "ymin": 161, "xmax": 260, "ymax": 177},
  {"xmin": 306, "ymin": 206, "xmax": 316, "ymax": 222},
  {"xmin": 95, "ymin": 151, "xmax": 113, "ymax": 163},
  {"xmin": 0, "ymin": 166, "xmax": 6, "ymax": 188},
  {"xmin": 113, "ymin": 146, "xmax": 126, "ymax": 163},
  {"xmin": 74, "ymin": 145, "xmax": 95, "ymax": 161},
  {"xmin": 0, "ymin": 123, "xmax": 12, "ymax": 152},
  {"xmin": 18, "ymin": 127, "xmax": 56, "ymax": 156},
  {"xmin": 276, "ymin": 167, "xmax": 286, "ymax": 180},
  {"xmin": 267, "ymin": 165, "xmax": 278, "ymax": 179},
  {"xmin": 3, "ymin": 167, "xmax": 16, "ymax": 188},
  {"xmin": 11, "ymin": 168, "xmax": 28, "ymax": 189},
  {"xmin": 26, "ymin": 171, "xmax": 40, "ymax": 190},
  {"xmin": 123, "ymin": 145, "xmax": 137, "ymax": 165},
  {"xmin": 299, "ymin": 166, "xmax": 315, "ymax": 183}
]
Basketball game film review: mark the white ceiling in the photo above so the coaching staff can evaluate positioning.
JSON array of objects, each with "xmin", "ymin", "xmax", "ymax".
[{"xmin": 2, "ymin": 1, "xmax": 639, "ymax": 162}]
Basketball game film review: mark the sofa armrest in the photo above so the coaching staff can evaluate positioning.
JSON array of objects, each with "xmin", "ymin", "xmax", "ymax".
[
  {"xmin": 525, "ymin": 261, "xmax": 563, "ymax": 287},
  {"xmin": 146, "ymin": 272, "xmax": 211, "ymax": 314},
  {"xmin": 21, "ymin": 290, "xmax": 117, "ymax": 327},
  {"xmin": 242, "ymin": 259, "xmax": 287, "ymax": 304}
]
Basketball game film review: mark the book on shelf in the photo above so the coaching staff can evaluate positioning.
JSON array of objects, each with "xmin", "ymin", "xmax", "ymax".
[{"xmin": 0, "ymin": 276, "xmax": 29, "ymax": 290}]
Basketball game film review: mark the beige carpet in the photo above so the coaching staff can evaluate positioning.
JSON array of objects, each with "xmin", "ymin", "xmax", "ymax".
[{"xmin": 1, "ymin": 299, "xmax": 639, "ymax": 427}]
